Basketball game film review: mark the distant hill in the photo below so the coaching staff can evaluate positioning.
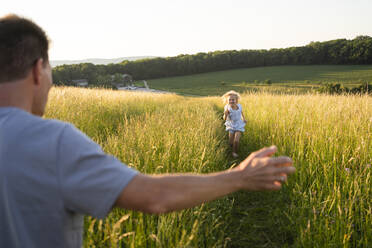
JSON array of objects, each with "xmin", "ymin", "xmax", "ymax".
[
  {"xmin": 51, "ymin": 56, "xmax": 157, "ymax": 67},
  {"xmin": 147, "ymin": 65, "xmax": 372, "ymax": 96}
]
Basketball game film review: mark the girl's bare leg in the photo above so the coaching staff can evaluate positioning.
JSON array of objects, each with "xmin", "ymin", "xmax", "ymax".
[
  {"xmin": 232, "ymin": 131, "xmax": 242, "ymax": 157},
  {"xmin": 229, "ymin": 131, "xmax": 234, "ymax": 147}
]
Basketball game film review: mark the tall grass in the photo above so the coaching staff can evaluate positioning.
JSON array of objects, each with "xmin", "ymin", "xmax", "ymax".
[
  {"xmin": 46, "ymin": 87, "xmax": 234, "ymax": 247},
  {"xmin": 218, "ymin": 93, "xmax": 371, "ymax": 247},
  {"xmin": 45, "ymin": 87, "xmax": 371, "ymax": 247}
]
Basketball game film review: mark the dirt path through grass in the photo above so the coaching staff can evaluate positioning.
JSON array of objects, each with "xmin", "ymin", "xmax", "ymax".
[{"xmin": 213, "ymin": 103, "xmax": 295, "ymax": 248}]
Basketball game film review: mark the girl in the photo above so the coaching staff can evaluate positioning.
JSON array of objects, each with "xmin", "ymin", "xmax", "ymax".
[{"xmin": 222, "ymin": 90, "xmax": 247, "ymax": 158}]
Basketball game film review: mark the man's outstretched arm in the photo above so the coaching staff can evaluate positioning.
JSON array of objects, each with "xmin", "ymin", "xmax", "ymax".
[{"xmin": 114, "ymin": 146, "xmax": 295, "ymax": 214}]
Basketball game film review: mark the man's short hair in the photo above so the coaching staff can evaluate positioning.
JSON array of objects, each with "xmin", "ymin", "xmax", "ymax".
[{"xmin": 0, "ymin": 14, "xmax": 49, "ymax": 83}]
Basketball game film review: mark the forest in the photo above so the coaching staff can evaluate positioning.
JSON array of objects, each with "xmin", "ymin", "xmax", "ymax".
[{"xmin": 52, "ymin": 36, "xmax": 372, "ymax": 85}]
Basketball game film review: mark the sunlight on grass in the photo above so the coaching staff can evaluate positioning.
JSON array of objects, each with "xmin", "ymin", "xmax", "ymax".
[{"xmin": 45, "ymin": 87, "xmax": 371, "ymax": 247}]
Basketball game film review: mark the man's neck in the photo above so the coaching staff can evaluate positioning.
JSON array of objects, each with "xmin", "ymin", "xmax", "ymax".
[{"xmin": 0, "ymin": 80, "xmax": 32, "ymax": 113}]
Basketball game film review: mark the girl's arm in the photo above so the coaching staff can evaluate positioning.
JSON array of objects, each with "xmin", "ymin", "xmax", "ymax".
[
  {"xmin": 223, "ymin": 106, "xmax": 229, "ymax": 121},
  {"xmin": 223, "ymin": 110, "xmax": 229, "ymax": 121},
  {"xmin": 241, "ymin": 109, "xmax": 247, "ymax": 123}
]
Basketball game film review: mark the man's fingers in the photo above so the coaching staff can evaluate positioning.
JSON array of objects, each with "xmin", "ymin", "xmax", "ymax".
[
  {"xmin": 246, "ymin": 146, "xmax": 277, "ymax": 161},
  {"xmin": 264, "ymin": 181, "xmax": 282, "ymax": 191},
  {"xmin": 266, "ymin": 175, "xmax": 287, "ymax": 182},
  {"xmin": 272, "ymin": 166, "xmax": 296, "ymax": 175},
  {"xmin": 244, "ymin": 154, "xmax": 292, "ymax": 169},
  {"xmin": 268, "ymin": 156, "xmax": 293, "ymax": 167}
]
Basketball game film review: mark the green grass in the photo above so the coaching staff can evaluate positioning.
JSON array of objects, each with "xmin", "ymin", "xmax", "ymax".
[
  {"xmin": 147, "ymin": 65, "xmax": 372, "ymax": 96},
  {"xmin": 220, "ymin": 94, "xmax": 372, "ymax": 247},
  {"xmin": 45, "ymin": 87, "xmax": 371, "ymax": 247},
  {"xmin": 46, "ymin": 88, "xmax": 235, "ymax": 247}
]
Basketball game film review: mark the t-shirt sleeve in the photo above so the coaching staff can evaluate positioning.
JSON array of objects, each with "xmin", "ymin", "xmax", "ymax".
[{"xmin": 57, "ymin": 124, "xmax": 138, "ymax": 219}]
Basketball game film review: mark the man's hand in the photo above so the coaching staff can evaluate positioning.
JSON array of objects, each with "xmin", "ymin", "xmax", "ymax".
[{"xmin": 233, "ymin": 146, "xmax": 295, "ymax": 191}]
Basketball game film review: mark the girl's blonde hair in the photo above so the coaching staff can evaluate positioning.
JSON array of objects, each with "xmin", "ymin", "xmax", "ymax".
[{"xmin": 222, "ymin": 90, "xmax": 241, "ymax": 104}]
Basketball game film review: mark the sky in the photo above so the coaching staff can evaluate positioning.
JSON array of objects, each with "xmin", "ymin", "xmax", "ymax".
[{"xmin": 1, "ymin": 0, "xmax": 372, "ymax": 60}]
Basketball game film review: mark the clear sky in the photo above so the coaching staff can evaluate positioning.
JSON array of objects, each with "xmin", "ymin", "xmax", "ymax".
[{"xmin": 1, "ymin": 0, "xmax": 371, "ymax": 60}]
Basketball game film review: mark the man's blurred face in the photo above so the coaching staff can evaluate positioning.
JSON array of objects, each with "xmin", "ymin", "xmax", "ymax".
[{"xmin": 32, "ymin": 61, "xmax": 52, "ymax": 116}]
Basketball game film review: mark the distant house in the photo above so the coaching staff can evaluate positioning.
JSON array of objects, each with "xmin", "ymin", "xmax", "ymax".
[
  {"xmin": 71, "ymin": 79, "xmax": 88, "ymax": 87},
  {"xmin": 118, "ymin": 86, "xmax": 138, "ymax": 90},
  {"xmin": 111, "ymin": 74, "xmax": 133, "ymax": 88},
  {"xmin": 122, "ymin": 74, "xmax": 133, "ymax": 83}
]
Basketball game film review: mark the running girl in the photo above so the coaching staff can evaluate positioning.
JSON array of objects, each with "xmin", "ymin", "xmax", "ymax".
[{"xmin": 222, "ymin": 90, "xmax": 247, "ymax": 158}]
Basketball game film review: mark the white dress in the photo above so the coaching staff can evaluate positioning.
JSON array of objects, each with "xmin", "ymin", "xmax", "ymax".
[{"xmin": 224, "ymin": 103, "xmax": 245, "ymax": 132}]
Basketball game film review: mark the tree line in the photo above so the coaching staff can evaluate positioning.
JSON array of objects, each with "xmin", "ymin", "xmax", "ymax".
[{"xmin": 52, "ymin": 36, "xmax": 372, "ymax": 85}]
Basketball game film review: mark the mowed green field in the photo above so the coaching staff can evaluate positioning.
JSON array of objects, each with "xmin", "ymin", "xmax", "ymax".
[
  {"xmin": 45, "ymin": 87, "xmax": 371, "ymax": 247},
  {"xmin": 145, "ymin": 65, "xmax": 372, "ymax": 96}
]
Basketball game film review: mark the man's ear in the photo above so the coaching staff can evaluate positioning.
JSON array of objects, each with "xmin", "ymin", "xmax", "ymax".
[{"xmin": 32, "ymin": 58, "xmax": 44, "ymax": 86}]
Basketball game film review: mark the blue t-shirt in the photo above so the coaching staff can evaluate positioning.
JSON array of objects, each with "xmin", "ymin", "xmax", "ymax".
[{"xmin": 0, "ymin": 107, "xmax": 138, "ymax": 248}]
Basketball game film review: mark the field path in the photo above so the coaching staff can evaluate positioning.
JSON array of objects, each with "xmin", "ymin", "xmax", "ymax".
[{"xmin": 213, "ymin": 103, "xmax": 294, "ymax": 248}]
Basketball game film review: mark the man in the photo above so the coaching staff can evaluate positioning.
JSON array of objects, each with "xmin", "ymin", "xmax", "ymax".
[{"xmin": 0, "ymin": 14, "xmax": 295, "ymax": 248}]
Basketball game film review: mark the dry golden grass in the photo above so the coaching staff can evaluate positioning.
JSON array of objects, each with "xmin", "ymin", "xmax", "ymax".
[{"xmin": 45, "ymin": 87, "xmax": 371, "ymax": 247}]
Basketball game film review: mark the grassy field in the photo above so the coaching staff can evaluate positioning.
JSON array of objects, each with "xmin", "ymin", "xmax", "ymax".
[
  {"xmin": 143, "ymin": 65, "xmax": 372, "ymax": 96},
  {"xmin": 45, "ymin": 87, "xmax": 371, "ymax": 247}
]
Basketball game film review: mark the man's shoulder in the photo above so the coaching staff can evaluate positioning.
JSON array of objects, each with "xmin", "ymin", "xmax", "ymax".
[
  {"xmin": 1, "ymin": 108, "xmax": 81, "ymax": 162},
  {"xmin": 28, "ymin": 117, "xmax": 81, "ymax": 145},
  {"xmin": 25, "ymin": 115, "xmax": 94, "ymax": 150},
  {"xmin": 2, "ymin": 108, "xmax": 72, "ymax": 140},
  {"xmin": 21, "ymin": 111, "xmax": 69, "ymax": 133}
]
